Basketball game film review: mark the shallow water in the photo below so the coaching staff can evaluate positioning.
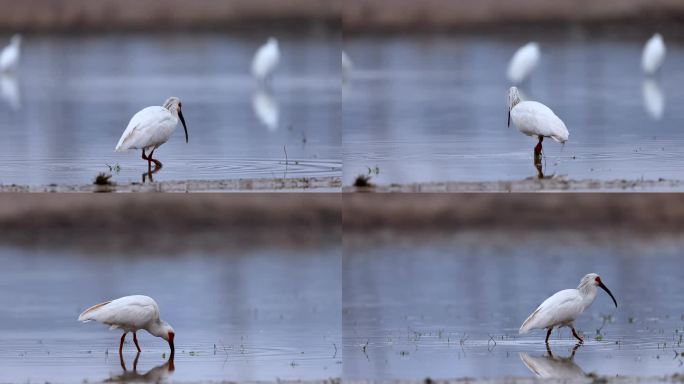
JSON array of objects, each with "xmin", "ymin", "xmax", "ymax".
[
  {"xmin": 343, "ymin": 232, "xmax": 684, "ymax": 379},
  {"xmin": 0, "ymin": 245, "xmax": 341, "ymax": 382},
  {"xmin": 0, "ymin": 31, "xmax": 340, "ymax": 186},
  {"xmin": 343, "ymin": 28, "xmax": 684, "ymax": 185}
]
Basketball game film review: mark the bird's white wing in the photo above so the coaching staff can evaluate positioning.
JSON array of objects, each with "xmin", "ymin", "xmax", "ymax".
[
  {"xmin": 78, "ymin": 295, "xmax": 160, "ymax": 329},
  {"xmin": 0, "ymin": 45, "xmax": 17, "ymax": 70},
  {"xmin": 252, "ymin": 43, "xmax": 279, "ymax": 78},
  {"xmin": 642, "ymin": 35, "xmax": 666, "ymax": 74},
  {"xmin": 520, "ymin": 289, "xmax": 583, "ymax": 333},
  {"xmin": 512, "ymin": 101, "xmax": 568, "ymax": 143},
  {"xmin": 115, "ymin": 106, "xmax": 173, "ymax": 151}
]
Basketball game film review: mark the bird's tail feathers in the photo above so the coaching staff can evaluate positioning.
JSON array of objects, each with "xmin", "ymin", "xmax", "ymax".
[
  {"xmin": 519, "ymin": 308, "xmax": 540, "ymax": 334},
  {"xmin": 78, "ymin": 300, "xmax": 112, "ymax": 322}
]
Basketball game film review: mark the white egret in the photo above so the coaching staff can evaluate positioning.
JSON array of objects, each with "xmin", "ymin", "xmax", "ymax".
[
  {"xmin": 0, "ymin": 34, "xmax": 21, "ymax": 73},
  {"xmin": 252, "ymin": 37, "xmax": 280, "ymax": 85},
  {"xmin": 519, "ymin": 273, "xmax": 618, "ymax": 344},
  {"xmin": 642, "ymin": 33, "xmax": 666, "ymax": 76},
  {"xmin": 508, "ymin": 86, "xmax": 569, "ymax": 161},
  {"xmin": 342, "ymin": 51, "xmax": 353, "ymax": 82},
  {"xmin": 115, "ymin": 97, "xmax": 188, "ymax": 168},
  {"xmin": 252, "ymin": 89, "xmax": 279, "ymax": 131},
  {"xmin": 507, "ymin": 42, "xmax": 540, "ymax": 84},
  {"xmin": 78, "ymin": 295, "xmax": 175, "ymax": 355}
]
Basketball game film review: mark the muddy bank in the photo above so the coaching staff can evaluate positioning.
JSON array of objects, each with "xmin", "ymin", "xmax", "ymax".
[
  {"xmin": 0, "ymin": 0, "xmax": 338, "ymax": 32},
  {"xmin": 343, "ymin": 193, "xmax": 684, "ymax": 234},
  {"xmin": 0, "ymin": 193, "xmax": 340, "ymax": 252},
  {"xmin": 343, "ymin": 0, "xmax": 684, "ymax": 32},
  {"xmin": 0, "ymin": 176, "xmax": 340, "ymax": 192},
  {"xmin": 344, "ymin": 177, "xmax": 684, "ymax": 193},
  {"xmin": 345, "ymin": 375, "xmax": 684, "ymax": 384}
]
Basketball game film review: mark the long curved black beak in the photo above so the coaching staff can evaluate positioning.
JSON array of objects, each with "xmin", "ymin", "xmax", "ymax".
[
  {"xmin": 169, "ymin": 340, "xmax": 175, "ymax": 357},
  {"xmin": 507, "ymin": 109, "xmax": 511, "ymax": 127},
  {"xmin": 598, "ymin": 282, "xmax": 618, "ymax": 307},
  {"xmin": 179, "ymin": 110, "xmax": 188, "ymax": 143}
]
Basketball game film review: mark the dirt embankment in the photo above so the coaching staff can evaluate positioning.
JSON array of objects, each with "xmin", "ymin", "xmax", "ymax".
[
  {"xmin": 0, "ymin": 0, "xmax": 339, "ymax": 32},
  {"xmin": 343, "ymin": 193, "xmax": 684, "ymax": 234},
  {"xmin": 0, "ymin": 193, "xmax": 341, "ymax": 252},
  {"xmin": 343, "ymin": 0, "xmax": 684, "ymax": 32}
]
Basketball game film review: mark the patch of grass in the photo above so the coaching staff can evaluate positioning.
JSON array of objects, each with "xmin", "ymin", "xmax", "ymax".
[
  {"xmin": 106, "ymin": 163, "xmax": 121, "ymax": 173},
  {"xmin": 354, "ymin": 174, "xmax": 373, "ymax": 187},
  {"xmin": 595, "ymin": 334, "xmax": 603, "ymax": 341},
  {"xmin": 93, "ymin": 173, "xmax": 112, "ymax": 185}
]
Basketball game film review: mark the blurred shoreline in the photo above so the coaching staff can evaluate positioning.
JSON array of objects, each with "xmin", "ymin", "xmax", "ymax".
[
  {"xmin": 0, "ymin": 194, "xmax": 340, "ymax": 252},
  {"xmin": 0, "ymin": 0, "xmax": 339, "ymax": 32},
  {"xmin": 343, "ymin": 0, "xmax": 684, "ymax": 32}
]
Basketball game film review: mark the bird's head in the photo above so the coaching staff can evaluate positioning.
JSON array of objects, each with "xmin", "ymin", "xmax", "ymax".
[
  {"xmin": 581, "ymin": 273, "xmax": 618, "ymax": 308},
  {"xmin": 159, "ymin": 321, "xmax": 176, "ymax": 356},
  {"xmin": 163, "ymin": 96, "xmax": 188, "ymax": 143},
  {"xmin": 508, "ymin": 86, "xmax": 521, "ymax": 127}
]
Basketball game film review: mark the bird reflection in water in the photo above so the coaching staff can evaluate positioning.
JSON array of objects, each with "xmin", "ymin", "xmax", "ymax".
[
  {"xmin": 520, "ymin": 343, "xmax": 584, "ymax": 378},
  {"xmin": 142, "ymin": 163, "xmax": 162, "ymax": 183},
  {"xmin": 106, "ymin": 353, "xmax": 175, "ymax": 383}
]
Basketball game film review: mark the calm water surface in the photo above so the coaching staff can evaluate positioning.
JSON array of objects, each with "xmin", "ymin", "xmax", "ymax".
[
  {"xmin": 344, "ymin": 232, "xmax": 684, "ymax": 379},
  {"xmin": 343, "ymin": 28, "xmax": 684, "ymax": 185},
  {"xmin": 0, "ymin": 245, "xmax": 341, "ymax": 382},
  {"xmin": 0, "ymin": 32, "xmax": 340, "ymax": 186}
]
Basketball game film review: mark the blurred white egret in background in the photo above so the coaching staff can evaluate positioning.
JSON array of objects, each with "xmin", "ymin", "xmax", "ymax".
[
  {"xmin": 507, "ymin": 86, "xmax": 568, "ymax": 161},
  {"xmin": 252, "ymin": 89, "xmax": 279, "ymax": 131},
  {"xmin": 78, "ymin": 295, "xmax": 175, "ymax": 355},
  {"xmin": 342, "ymin": 51, "xmax": 353, "ymax": 82},
  {"xmin": 519, "ymin": 273, "xmax": 618, "ymax": 344},
  {"xmin": 0, "ymin": 73, "xmax": 20, "ymax": 109},
  {"xmin": 642, "ymin": 33, "xmax": 666, "ymax": 75},
  {"xmin": 252, "ymin": 37, "xmax": 280, "ymax": 86},
  {"xmin": 115, "ymin": 97, "xmax": 188, "ymax": 169},
  {"xmin": 642, "ymin": 78, "xmax": 664, "ymax": 120},
  {"xmin": 0, "ymin": 34, "xmax": 21, "ymax": 73},
  {"xmin": 507, "ymin": 42, "xmax": 540, "ymax": 84}
]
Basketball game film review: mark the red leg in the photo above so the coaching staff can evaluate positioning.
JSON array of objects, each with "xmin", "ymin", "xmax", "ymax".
[
  {"xmin": 119, "ymin": 332, "xmax": 127, "ymax": 355},
  {"xmin": 545, "ymin": 327, "xmax": 553, "ymax": 344},
  {"xmin": 534, "ymin": 136, "xmax": 544, "ymax": 158},
  {"xmin": 148, "ymin": 149, "xmax": 163, "ymax": 168},
  {"xmin": 142, "ymin": 149, "xmax": 152, "ymax": 169},
  {"xmin": 571, "ymin": 327, "xmax": 584, "ymax": 343},
  {"xmin": 133, "ymin": 332, "xmax": 141, "ymax": 353}
]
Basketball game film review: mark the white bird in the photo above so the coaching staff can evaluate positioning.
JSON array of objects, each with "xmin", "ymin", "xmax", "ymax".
[
  {"xmin": 252, "ymin": 89, "xmax": 279, "ymax": 131},
  {"xmin": 507, "ymin": 42, "xmax": 540, "ymax": 84},
  {"xmin": 115, "ymin": 97, "xmax": 188, "ymax": 169},
  {"xmin": 642, "ymin": 33, "xmax": 666, "ymax": 76},
  {"xmin": 0, "ymin": 34, "xmax": 21, "ymax": 73},
  {"xmin": 342, "ymin": 51, "xmax": 353, "ymax": 82},
  {"xmin": 78, "ymin": 295, "xmax": 175, "ymax": 355},
  {"xmin": 252, "ymin": 37, "xmax": 280, "ymax": 85},
  {"xmin": 519, "ymin": 273, "xmax": 618, "ymax": 344},
  {"xmin": 508, "ymin": 86, "xmax": 569, "ymax": 160}
]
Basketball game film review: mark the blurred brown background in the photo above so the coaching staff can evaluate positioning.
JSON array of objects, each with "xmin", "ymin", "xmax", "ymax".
[
  {"xmin": 0, "ymin": 0, "xmax": 339, "ymax": 31},
  {"xmin": 343, "ymin": 0, "xmax": 684, "ymax": 31}
]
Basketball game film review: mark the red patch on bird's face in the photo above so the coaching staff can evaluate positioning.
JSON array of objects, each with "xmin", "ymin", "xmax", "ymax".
[
  {"xmin": 595, "ymin": 276, "xmax": 601, "ymax": 284},
  {"xmin": 168, "ymin": 332, "xmax": 175, "ymax": 342}
]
